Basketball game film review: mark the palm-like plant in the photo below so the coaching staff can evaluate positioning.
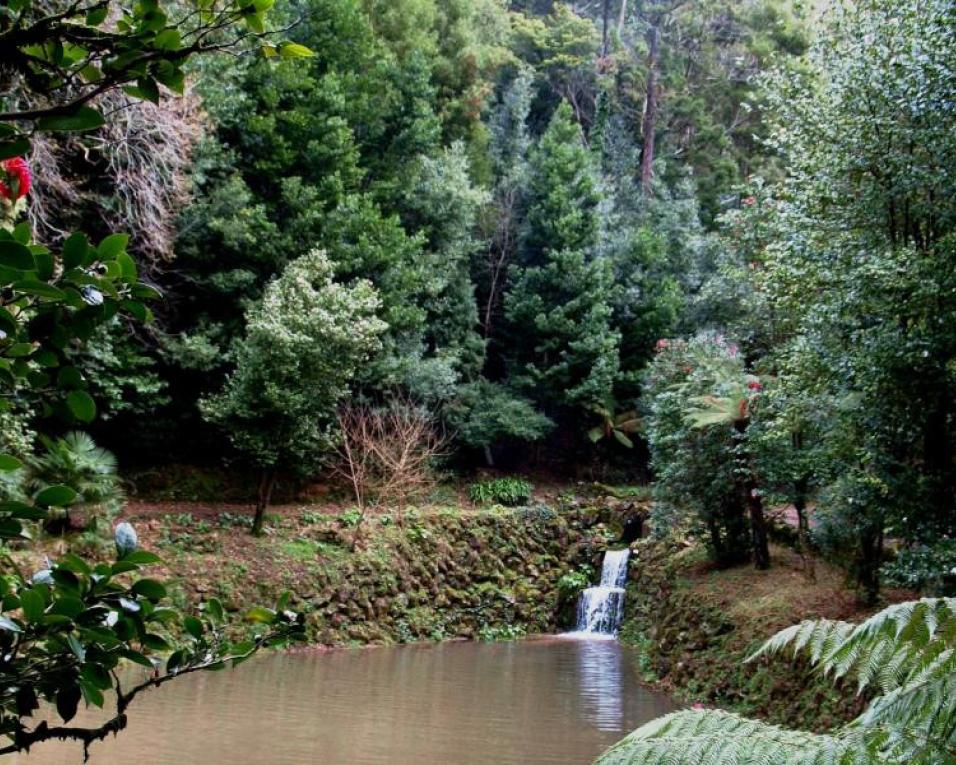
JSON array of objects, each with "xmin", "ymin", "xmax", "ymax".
[
  {"xmin": 684, "ymin": 370, "xmax": 771, "ymax": 569},
  {"xmin": 595, "ymin": 598, "xmax": 956, "ymax": 765},
  {"xmin": 29, "ymin": 431, "xmax": 124, "ymax": 510},
  {"xmin": 588, "ymin": 397, "xmax": 642, "ymax": 449}
]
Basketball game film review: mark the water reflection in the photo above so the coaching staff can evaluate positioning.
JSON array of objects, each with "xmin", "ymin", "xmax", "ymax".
[
  {"xmin": 576, "ymin": 639, "xmax": 626, "ymax": 731},
  {"xmin": 15, "ymin": 638, "xmax": 673, "ymax": 765}
]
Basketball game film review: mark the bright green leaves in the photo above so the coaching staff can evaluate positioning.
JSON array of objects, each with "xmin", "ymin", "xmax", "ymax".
[
  {"xmin": 245, "ymin": 606, "xmax": 276, "ymax": 624},
  {"xmin": 260, "ymin": 41, "xmax": 315, "ymax": 58},
  {"xmin": 0, "ymin": 225, "xmax": 153, "ymax": 424},
  {"xmin": 278, "ymin": 42, "xmax": 314, "ymax": 58},
  {"xmin": 35, "ymin": 107, "xmax": 105, "ymax": 133}
]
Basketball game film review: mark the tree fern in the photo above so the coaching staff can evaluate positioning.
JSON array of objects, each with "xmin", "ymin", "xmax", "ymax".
[{"xmin": 595, "ymin": 599, "xmax": 956, "ymax": 765}]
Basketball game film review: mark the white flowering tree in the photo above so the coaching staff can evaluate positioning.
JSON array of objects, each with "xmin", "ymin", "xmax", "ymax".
[{"xmin": 202, "ymin": 249, "xmax": 386, "ymax": 534}]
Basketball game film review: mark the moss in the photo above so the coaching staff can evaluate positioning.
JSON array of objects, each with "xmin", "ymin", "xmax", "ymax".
[{"xmin": 120, "ymin": 505, "xmax": 607, "ymax": 648}]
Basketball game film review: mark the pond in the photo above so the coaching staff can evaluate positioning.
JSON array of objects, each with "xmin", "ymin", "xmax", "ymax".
[{"xmin": 15, "ymin": 637, "xmax": 674, "ymax": 765}]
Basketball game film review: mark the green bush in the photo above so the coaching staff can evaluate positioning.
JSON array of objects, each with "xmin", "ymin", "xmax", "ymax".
[
  {"xmin": 557, "ymin": 568, "xmax": 593, "ymax": 599},
  {"xmin": 882, "ymin": 539, "xmax": 956, "ymax": 595},
  {"xmin": 469, "ymin": 477, "xmax": 533, "ymax": 506}
]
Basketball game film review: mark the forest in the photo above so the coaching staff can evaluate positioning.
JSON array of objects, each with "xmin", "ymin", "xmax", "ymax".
[{"xmin": 0, "ymin": 0, "xmax": 954, "ymax": 763}]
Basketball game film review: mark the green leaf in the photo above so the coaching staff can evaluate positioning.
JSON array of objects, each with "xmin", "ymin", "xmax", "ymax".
[
  {"xmin": 153, "ymin": 28, "xmax": 182, "ymax": 50},
  {"xmin": 57, "ymin": 553, "xmax": 92, "ymax": 575},
  {"xmin": 612, "ymin": 430, "xmax": 634, "ymax": 449},
  {"xmin": 276, "ymin": 590, "xmax": 291, "ymax": 612},
  {"xmin": 116, "ymin": 251, "xmax": 138, "ymax": 280},
  {"xmin": 0, "ymin": 500, "xmax": 45, "ymax": 520},
  {"xmin": 123, "ymin": 78, "xmax": 160, "ymax": 104},
  {"xmin": 0, "ymin": 517, "xmax": 24, "ymax": 538},
  {"xmin": 183, "ymin": 615, "xmax": 204, "ymax": 639},
  {"xmin": 97, "ymin": 233, "xmax": 129, "ymax": 260},
  {"xmin": 12, "ymin": 280, "xmax": 66, "ymax": 301},
  {"xmin": 278, "ymin": 42, "xmax": 314, "ymax": 58},
  {"xmin": 37, "ymin": 108, "xmax": 105, "ymax": 132},
  {"xmin": 34, "ymin": 484, "xmax": 78, "ymax": 507},
  {"xmin": 0, "ymin": 241, "xmax": 36, "ymax": 270},
  {"xmin": 86, "ymin": 6, "xmax": 108, "ymax": 24},
  {"xmin": 120, "ymin": 649, "xmax": 154, "ymax": 668},
  {"xmin": 50, "ymin": 596, "xmax": 85, "ymax": 618},
  {"xmin": 0, "ymin": 454, "xmax": 23, "ymax": 471},
  {"xmin": 246, "ymin": 606, "xmax": 276, "ymax": 624},
  {"xmin": 166, "ymin": 649, "xmax": 185, "ymax": 673},
  {"xmin": 122, "ymin": 550, "xmax": 161, "ymax": 565},
  {"xmin": 141, "ymin": 633, "xmax": 170, "ymax": 651},
  {"xmin": 205, "ymin": 598, "xmax": 225, "ymax": 623},
  {"xmin": 6, "ymin": 343, "xmax": 34, "ymax": 357},
  {"xmin": 131, "ymin": 579, "xmax": 166, "ymax": 601},
  {"xmin": 66, "ymin": 390, "xmax": 97, "ymax": 422},
  {"xmin": 0, "ymin": 138, "xmax": 31, "ymax": 162},
  {"xmin": 57, "ymin": 366, "xmax": 84, "ymax": 389},
  {"xmin": 19, "ymin": 589, "xmax": 44, "ymax": 622},
  {"xmin": 62, "ymin": 233, "xmax": 89, "ymax": 269},
  {"xmin": 66, "ymin": 633, "xmax": 86, "ymax": 662},
  {"xmin": 79, "ymin": 679, "xmax": 104, "ymax": 708}
]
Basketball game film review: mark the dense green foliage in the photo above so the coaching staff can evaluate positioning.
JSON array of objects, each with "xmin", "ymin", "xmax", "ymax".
[
  {"xmin": 43, "ymin": 0, "xmax": 811, "ymax": 472},
  {"xmin": 642, "ymin": 0, "xmax": 955, "ymax": 599},
  {"xmin": 3, "ymin": 0, "xmax": 954, "ymax": 757},
  {"xmin": 468, "ymin": 477, "xmax": 533, "ymax": 507}
]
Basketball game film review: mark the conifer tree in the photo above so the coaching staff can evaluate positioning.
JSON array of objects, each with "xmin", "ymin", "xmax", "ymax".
[{"xmin": 503, "ymin": 102, "xmax": 621, "ymax": 422}]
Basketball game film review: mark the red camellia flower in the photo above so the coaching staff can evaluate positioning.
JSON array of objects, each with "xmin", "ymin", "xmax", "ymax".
[
  {"xmin": 742, "ymin": 196, "xmax": 756, "ymax": 206},
  {"xmin": 655, "ymin": 338, "xmax": 670, "ymax": 352},
  {"xmin": 0, "ymin": 157, "xmax": 32, "ymax": 201},
  {"xmin": 748, "ymin": 380, "xmax": 762, "ymax": 392}
]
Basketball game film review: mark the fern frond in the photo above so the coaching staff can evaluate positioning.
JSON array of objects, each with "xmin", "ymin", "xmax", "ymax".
[{"xmin": 593, "ymin": 710, "xmax": 860, "ymax": 765}]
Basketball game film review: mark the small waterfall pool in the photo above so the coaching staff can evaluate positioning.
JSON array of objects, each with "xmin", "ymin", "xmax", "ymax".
[{"xmin": 565, "ymin": 549, "xmax": 631, "ymax": 638}]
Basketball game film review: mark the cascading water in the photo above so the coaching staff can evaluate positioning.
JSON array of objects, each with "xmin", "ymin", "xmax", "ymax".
[{"xmin": 569, "ymin": 549, "xmax": 630, "ymax": 637}]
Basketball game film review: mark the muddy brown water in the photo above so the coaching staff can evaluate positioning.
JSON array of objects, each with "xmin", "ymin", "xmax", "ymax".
[{"xmin": 14, "ymin": 637, "xmax": 674, "ymax": 765}]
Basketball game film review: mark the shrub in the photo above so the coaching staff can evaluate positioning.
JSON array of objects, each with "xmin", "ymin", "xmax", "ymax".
[
  {"xmin": 642, "ymin": 333, "xmax": 753, "ymax": 567},
  {"xmin": 469, "ymin": 477, "xmax": 534, "ymax": 506},
  {"xmin": 882, "ymin": 539, "xmax": 956, "ymax": 595},
  {"xmin": 557, "ymin": 568, "xmax": 593, "ymax": 599}
]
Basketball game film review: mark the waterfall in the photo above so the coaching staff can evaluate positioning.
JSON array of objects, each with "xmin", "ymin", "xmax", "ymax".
[{"xmin": 569, "ymin": 549, "xmax": 630, "ymax": 637}]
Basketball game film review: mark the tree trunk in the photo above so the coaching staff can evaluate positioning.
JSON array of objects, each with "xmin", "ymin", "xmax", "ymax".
[
  {"xmin": 600, "ymin": 0, "xmax": 613, "ymax": 58},
  {"xmin": 793, "ymin": 476, "xmax": 815, "ymax": 581},
  {"xmin": 640, "ymin": 23, "xmax": 659, "ymax": 193},
  {"xmin": 617, "ymin": 0, "xmax": 628, "ymax": 35},
  {"xmin": 483, "ymin": 444, "xmax": 495, "ymax": 467},
  {"xmin": 734, "ymin": 420, "xmax": 770, "ymax": 570},
  {"xmin": 252, "ymin": 467, "xmax": 276, "ymax": 536},
  {"xmin": 857, "ymin": 523, "xmax": 883, "ymax": 606}
]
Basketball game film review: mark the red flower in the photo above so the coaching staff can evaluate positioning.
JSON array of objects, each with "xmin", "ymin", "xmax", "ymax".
[
  {"xmin": 748, "ymin": 380, "xmax": 762, "ymax": 392},
  {"xmin": 0, "ymin": 157, "xmax": 31, "ymax": 201},
  {"xmin": 655, "ymin": 338, "xmax": 670, "ymax": 352},
  {"xmin": 742, "ymin": 196, "xmax": 756, "ymax": 206}
]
